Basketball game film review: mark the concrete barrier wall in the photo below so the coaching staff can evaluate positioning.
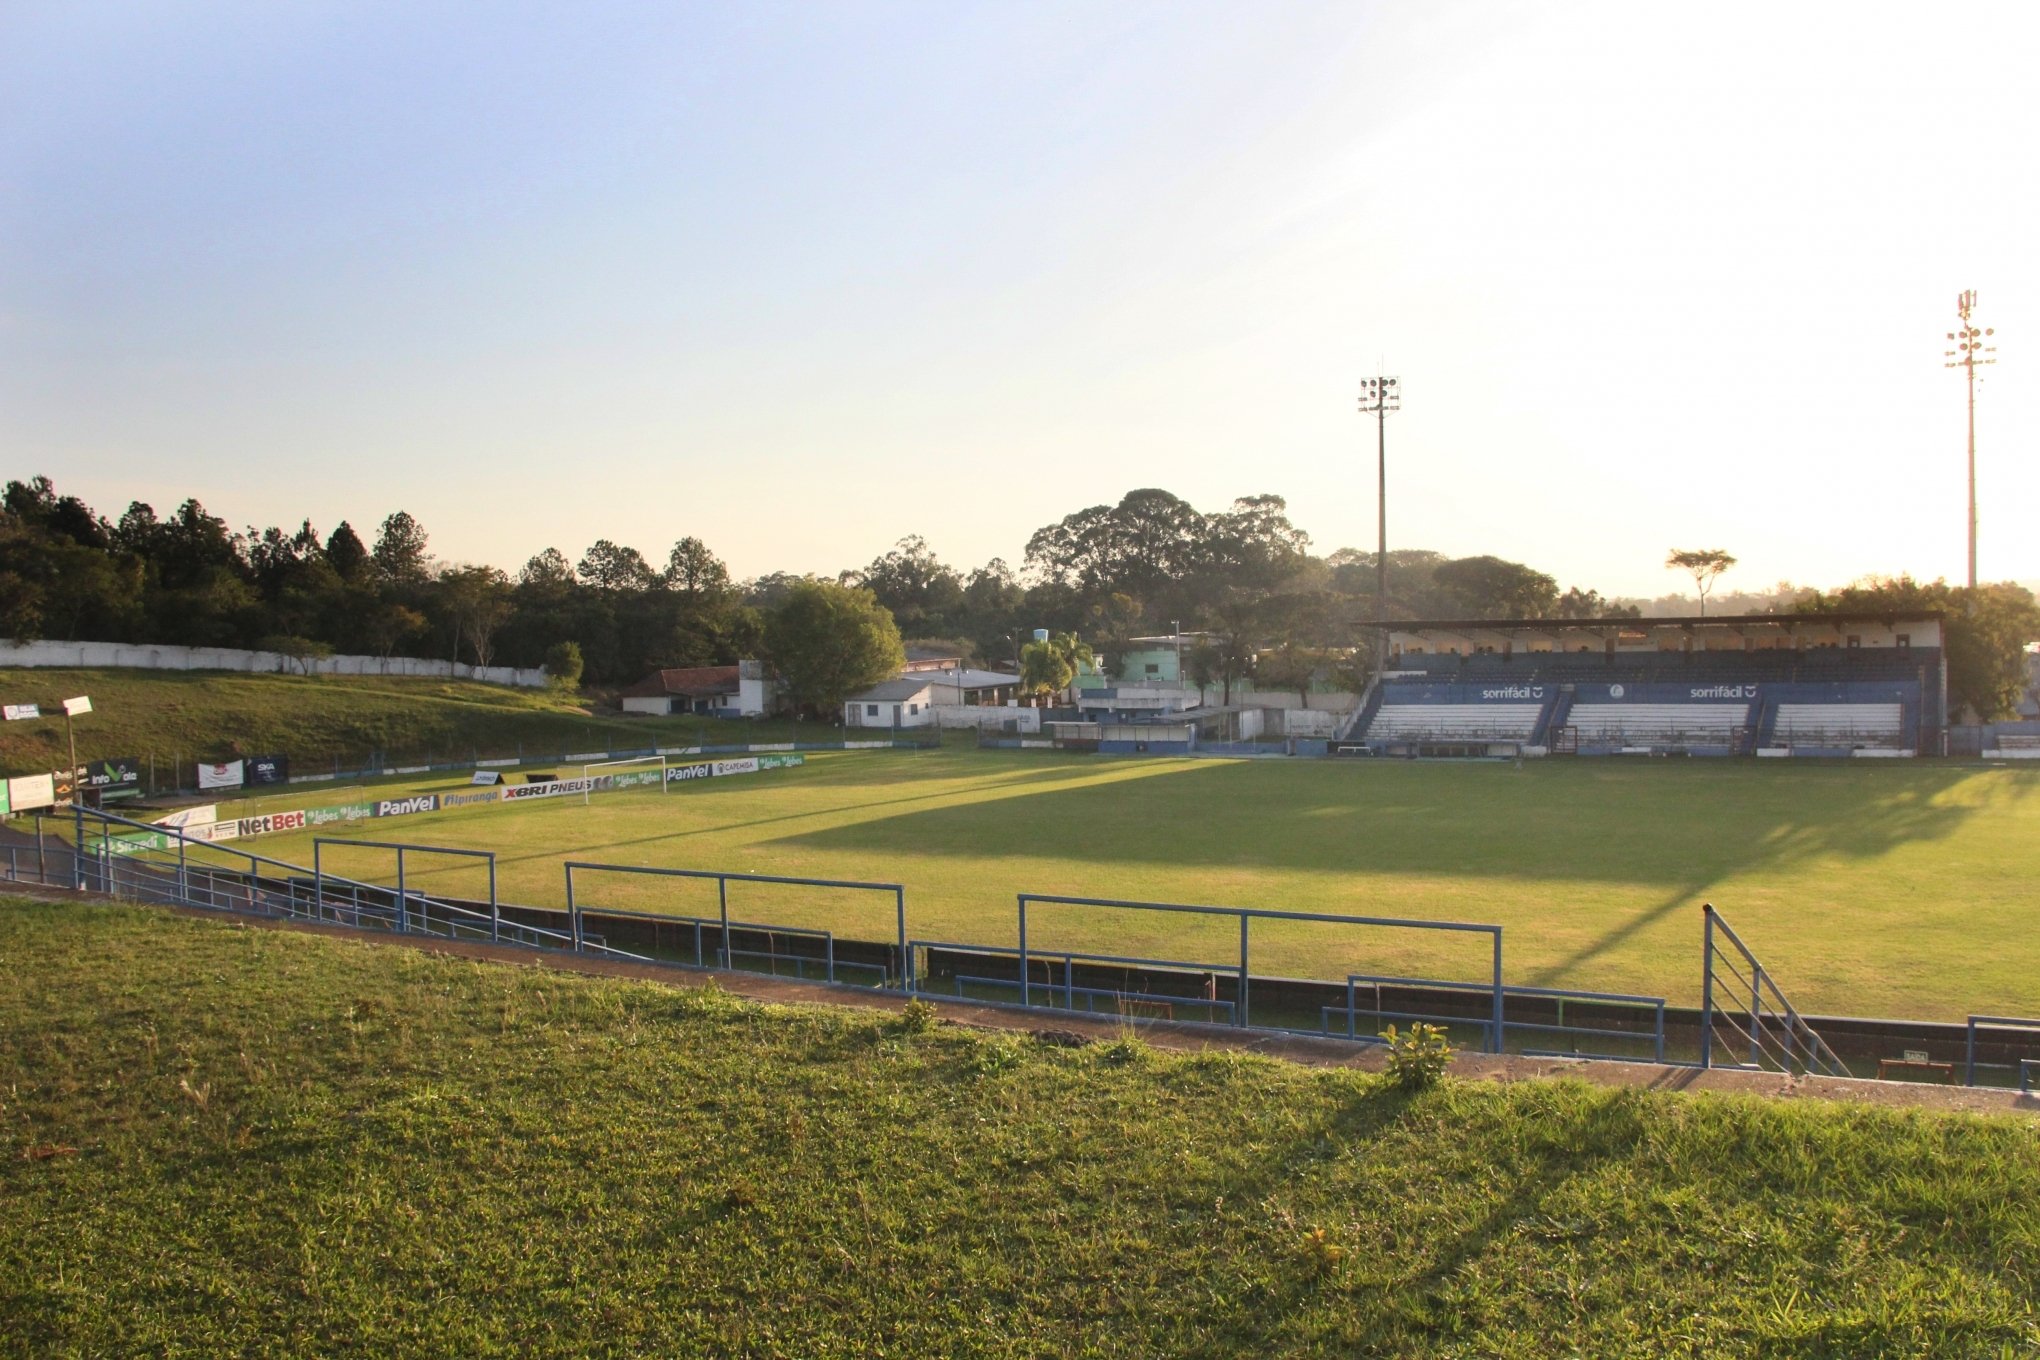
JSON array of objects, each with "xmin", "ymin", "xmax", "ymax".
[{"xmin": 0, "ymin": 639, "xmax": 546, "ymax": 689}]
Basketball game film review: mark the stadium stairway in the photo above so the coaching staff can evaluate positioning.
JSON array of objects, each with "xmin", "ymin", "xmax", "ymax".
[{"xmin": 1532, "ymin": 690, "xmax": 1573, "ymax": 746}]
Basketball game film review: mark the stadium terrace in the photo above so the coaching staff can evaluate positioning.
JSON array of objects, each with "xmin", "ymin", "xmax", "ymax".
[{"xmin": 1345, "ymin": 612, "xmax": 1945, "ymax": 759}]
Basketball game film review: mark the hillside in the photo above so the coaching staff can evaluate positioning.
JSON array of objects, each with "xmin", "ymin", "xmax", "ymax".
[
  {"xmin": 0, "ymin": 668, "xmax": 804, "ymax": 780},
  {"xmin": 4, "ymin": 901, "xmax": 2036, "ymax": 1358}
]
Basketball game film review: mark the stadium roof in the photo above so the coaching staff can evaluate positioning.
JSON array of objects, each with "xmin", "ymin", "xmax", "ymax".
[{"xmin": 1360, "ymin": 611, "xmax": 1944, "ymax": 631}]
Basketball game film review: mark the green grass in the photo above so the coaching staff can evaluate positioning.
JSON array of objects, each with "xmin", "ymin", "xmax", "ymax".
[
  {"xmin": 3, "ymin": 901, "xmax": 2037, "ymax": 1358},
  {"xmin": 230, "ymin": 748, "xmax": 2040, "ymax": 1021},
  {"xmin": 0, "ymin": 667, "xmax": 808, "ymax": 776}
]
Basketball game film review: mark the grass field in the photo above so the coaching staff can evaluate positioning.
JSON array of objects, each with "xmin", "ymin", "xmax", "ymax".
[
  {"xmin": 0, "ymin": 667, "xmax": 806, "ymax": 777},
  {"xmin": 209, "ymin": 747, "xmax": 2040, "ymax": 1021},
  {"xmin": 5, "ymin": 901, "xmax": 2037, "ymax": 1358}
]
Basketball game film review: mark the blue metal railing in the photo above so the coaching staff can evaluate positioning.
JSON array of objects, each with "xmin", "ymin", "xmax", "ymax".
[
  {"xmin": 1964, "ymin": 1015, "xmax": 2040, "ymax": 1091},
  {"xmin": 1701, "ymin": 904, "xmax": 1847, "ymax": 1078},
  {"xmin": 563, "ymin": 861, "xmax": 907, "ymax": 988},
  {"xmin": 1012, "ymin": 893, "xmax": 1506, "ymax": 1052},
  {"xmin": 1324, "ymin": 973, "xmax": 1667, "ymax": 1061}
]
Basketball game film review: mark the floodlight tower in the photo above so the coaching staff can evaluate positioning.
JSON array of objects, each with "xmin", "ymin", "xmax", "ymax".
[
  {"xmin": 1944, "ymin": 291, "xmax": 1996, "ymax": 590},
  {"xmin": 1358, "ymin": 376, "xmax": 1400, "ymax": 669}
]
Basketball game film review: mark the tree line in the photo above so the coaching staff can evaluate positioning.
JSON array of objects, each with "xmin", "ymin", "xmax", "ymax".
[{"xmin": 2, "ymin": 477, "xmax": 2033, "ymax": 717}]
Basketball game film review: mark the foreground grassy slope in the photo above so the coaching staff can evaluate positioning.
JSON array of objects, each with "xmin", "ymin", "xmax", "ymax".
[
  {"xmin": 0, "ymin": 667, "xmax": 803, "ymax": 776},
  {"xmin": 2, "ymin": 903, "xmax": 2036, "ymax": 1358},
  {"xmin": 258, "ymin": 748, "xmax": 2040, "ymax": 1018}
]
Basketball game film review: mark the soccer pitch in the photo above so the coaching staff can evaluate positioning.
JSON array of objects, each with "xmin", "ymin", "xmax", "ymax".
[{"xmin": 241, "ymin": 748, "xmax": 2040, "ymax": 1021}]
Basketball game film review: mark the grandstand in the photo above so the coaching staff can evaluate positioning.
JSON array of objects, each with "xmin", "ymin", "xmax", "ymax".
[{"xmin": 1339, "ymin": 612, "xmax": 1945, "ymax": 757}]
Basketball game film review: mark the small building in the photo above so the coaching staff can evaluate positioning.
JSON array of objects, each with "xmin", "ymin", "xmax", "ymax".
[
  {"xmin": 844, "ymin": 677, "xmax": 942, "ymax": 728},
  {"xmin": 620, "ymin": 661, "xmax": 774, "ymax": 717}
]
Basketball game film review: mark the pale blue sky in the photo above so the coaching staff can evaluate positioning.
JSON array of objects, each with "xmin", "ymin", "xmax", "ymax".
[{"xmin": 4, "ymin": 1, "xmax": 2035, "ymax": 597}]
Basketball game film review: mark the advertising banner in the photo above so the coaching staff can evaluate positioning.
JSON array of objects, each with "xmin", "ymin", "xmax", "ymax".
[
  {"xmin": 2, "ymin": 703, "xmax": 39, "ymax": 721},
  {"xmin": 438, "ymin": 788, "xmax": 505, "ymax": 810},
  {"xmin": 0, "ymin": 782, "xmax": 9, "ymax": 816},
  {"xmin": 246, "ymin": 754, "xmax": 290, "ymax": 786},
  {"xmin": 374, "ymin": 793, "xmax": 440, "ymax": 818},
  {"xmin": 502, "ymin": 777, "xmax": 595, "ymax": 802},
  {"xmin": 9, "ymin": 774, "xmax": 56, "ymax": 811},
  {"xmin": 711, "ymin": 758, "xmax": 760, "ymax": 777},
  {"xmin": 306, "ymin": 802, "xmax": 374, "ymax": 827},
  {"xmin": 157, "ymin": 805, "xmax": 218, "ymax": 829},
  {"xmin": 470, "ymin": 770, "xmax": 502, "ymax": 785},
  {"xmin": 197, "ymin": 761, "xmax": 245, "ymax": 791},
  {"xmin": 52, "ymin": 767, "xmax": 76, "ymax": 807},
  {"xmin": 234, "ymin": 810, "xmax": 307, "ymax": 838},
  {"xmin": 666, "ymin": 762, "xmax": 714, "ymax": 784},
  {"xmin": 85, "ymin": 756, "xmax": 143, "ymax": 800}
]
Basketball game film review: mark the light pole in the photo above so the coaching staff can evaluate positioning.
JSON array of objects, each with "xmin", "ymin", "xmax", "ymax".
[
  {"xmin": 1358, "ymin": 375, "xmax": 1400, "ymax": 675},
  {"xmin": 1944, "ymin": 292, "xmax": 1996, "ymax": 590}
]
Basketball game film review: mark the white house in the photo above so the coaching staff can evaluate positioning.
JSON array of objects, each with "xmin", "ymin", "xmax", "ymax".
[
  {"xmin": 843, "ymin": 677, "xmax": 942, "ymax": 728},
  {"xmin": 620, "ymin": 660, "xmax": 774, "ymax": 717}
]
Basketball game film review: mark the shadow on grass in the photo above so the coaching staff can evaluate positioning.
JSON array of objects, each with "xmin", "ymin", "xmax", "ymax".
[{"xmin": 766, "ymin": 759, "xmax": 2029, "ymax": 889}]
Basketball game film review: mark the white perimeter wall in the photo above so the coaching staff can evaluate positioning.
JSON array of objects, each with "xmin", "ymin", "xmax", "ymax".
[
  {"xmin": 935, "ymin": 705, "xmax": 1042, "ymax": 732},
  {"xmin": 0, "ymin": 639, "xmax": 546, "ymax": 688}
]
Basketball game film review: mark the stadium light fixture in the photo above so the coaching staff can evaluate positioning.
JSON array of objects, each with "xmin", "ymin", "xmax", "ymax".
[
  {"xmin": 1944, "ymin": 291, "xmax": 1996, "ymax": 590},
  {"xmin": 1358, "ymin": 376, "xmax": 1401, "ymax": 675}
]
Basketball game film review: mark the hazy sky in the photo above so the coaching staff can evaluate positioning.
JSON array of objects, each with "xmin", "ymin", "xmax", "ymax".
[{"xmin": 4, "ymin": 1, "xmax": 2035, "ymax": 599}]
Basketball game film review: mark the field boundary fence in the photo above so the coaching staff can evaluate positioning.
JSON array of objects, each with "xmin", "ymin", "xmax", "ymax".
[
  {"xmin": 563, "ymin": 861, "xmax": 907, "ymax": 987},
  {"xmin": 990, "ymin": 893, "xmax": 1507, "ymax": 1052},
  {"xmin": 15, "ymin": 809, "xmax": 2039, "ymax": 1088}
]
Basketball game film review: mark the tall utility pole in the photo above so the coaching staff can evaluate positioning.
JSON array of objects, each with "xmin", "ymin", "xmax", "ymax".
[
  {"xmin": 1945, "ymin": 291, "xmax": 1996, "ymax": 590},
  {"xmin": 1358, "ymin": 376, "xmax": 1400, "ymax": 669}
]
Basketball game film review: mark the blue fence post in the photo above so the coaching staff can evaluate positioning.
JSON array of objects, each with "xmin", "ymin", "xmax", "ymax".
[
  {"xmin": 1701, "ymin": 905, "xmax": 1715, "ymax": 1071},
  {"xmin": 488, "ymin": 854, "xmax": 500, "ymax": 945},
  {"xmin": 72, "ymin": 803, "xmax": 85, "ymax": 890},
  {"xmin": 717, "ymin": 875, "xmax": 730, "ymax": 969},
  {"xmin": 1490, "ymin": 928, "xmax": 1505, "ymax": 1055},
  {"xmin": 396, "ymin": 847, "xmax": 408, "ymax": 934},
  {"xmin": 178, "ymin": 829, "xmax": 190, "ymax": 906},
  {"xmin": 566, "ymin": 865, "xmax": 582, "ymax": 953},
  {"xmin": 1964, "ymin": 1018, "xmax": 1977, "ymax": 1088},
  {"xmin": 895, "ymin": 886, "xmax": 910, "ymax": 991},
  {"xmin": 312, "ymin": 841, "xmax": 323, "ymax": 922},
  {"xmin": 1018, "ymin": 896, "xmax": 1031, "ymax": 1011},
  {"xmin": 1237, "ymin": 913, "xmax": 1250, "ymax": 1028}
]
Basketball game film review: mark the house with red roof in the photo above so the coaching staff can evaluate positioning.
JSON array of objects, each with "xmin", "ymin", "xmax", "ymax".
[{"xmin": 619, "ymin": 660, "xmax": 774, "ymax": 717}]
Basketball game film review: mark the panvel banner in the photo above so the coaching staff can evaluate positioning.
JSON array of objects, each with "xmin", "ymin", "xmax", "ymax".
[{"xmin": 197, "ymin": 761, "xmax": 245, "ymax": 791}]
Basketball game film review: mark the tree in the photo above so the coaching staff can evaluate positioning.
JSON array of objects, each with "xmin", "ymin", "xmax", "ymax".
[
  {"xmin": 365, "ymin": 602, "xmax": 427, "ymax": 666},
  {"xmin": 261, "ymin": 634, "xmax": 334, "ymax": 677},
  {"xmin": 440, "ymin": 565, "xmax": 514, "ymax": 669},
  {"xmin": 1797, "ymin": 576, "xmax": 2040, "ymax": 720},
  {"xmin": 1433, "ymin": 556, "xmax": 1560, "ymax": 618},
  {"xmin": 763, "ymin": 579, "xmax": 905, "ymax": 716},
  {"xmin": 1019, "ymin": 631, "xmax": 1094, "ymax": 704},
  {"xmin": 664, "ymin": 537, "xmax": 732, "ymax": 599},
  {"xmin": 1666, "ymin": 548, "xmax": 1737, "ymax": 617},
  {"xmin": 324, "ymin": 521, "xmax": 370, "ymax": 582},
  {"xmin": 577, "ymin": 539, "xmax": 659, "ymax": 592},
  {"xmin": 543, "ymin": 640, "xmax": 585, "ymax": 694},
  {"xmin": 372, "ymin": 511, "xmax": 432, "ymax": 586},
  {"xmin": 850, "ymin": 536, "xmax": 965, "ymax": 635}
]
